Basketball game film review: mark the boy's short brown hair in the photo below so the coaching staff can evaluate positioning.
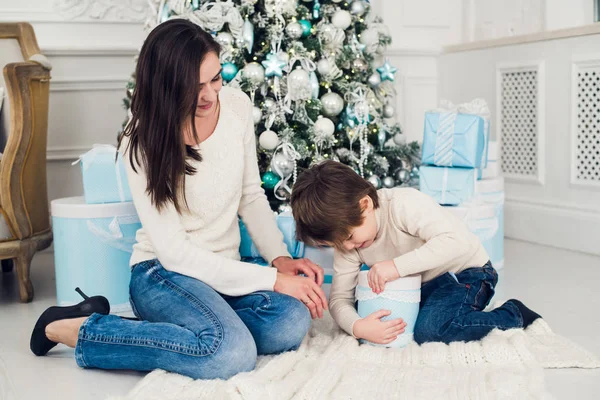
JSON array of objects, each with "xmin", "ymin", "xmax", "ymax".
[{"xmin": 291, "ymin": 160, "xmax": 379, "ymax": 249}]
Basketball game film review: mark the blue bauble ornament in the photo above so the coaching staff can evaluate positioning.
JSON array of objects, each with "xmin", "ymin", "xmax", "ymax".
[
  {"xmin": 262, "ymin": 171, "xmax": 280, "ymax": 190},
  {"xmin": 221, "ymin": 62, "xmax": 238, "ymax": 82},
  {"xmin": 299, "ymin": 20, "xmax": 312, "ymax": 38}
]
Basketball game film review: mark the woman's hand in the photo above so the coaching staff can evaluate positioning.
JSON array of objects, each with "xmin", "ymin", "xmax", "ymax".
[
  {"xmin": 353, "ymin": 310, "xmax": 406, "ymax": 344},
  {"xmin": 272, "ymin": 256, "xmax": 324, "ymax": 286},
  {"xmin": 274, "ymin": 273, "xmax": 328, "ymax": 319},
  {"xmin": 368, "ymin": 260, "xmax": 400, "ymax": 294}
]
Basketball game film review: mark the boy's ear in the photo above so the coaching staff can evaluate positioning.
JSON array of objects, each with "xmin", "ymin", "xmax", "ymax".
[{"xmin": 359, "ymin": 195, "xmax": 373, "ymax": 213}]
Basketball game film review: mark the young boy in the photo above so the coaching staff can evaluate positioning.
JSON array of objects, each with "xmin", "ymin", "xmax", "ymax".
[{"xmin": 290, "ymin": 161, "xmax": 541, "ymax": 345}]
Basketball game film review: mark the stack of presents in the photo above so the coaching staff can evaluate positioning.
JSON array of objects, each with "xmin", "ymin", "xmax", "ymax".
[
  {"xmin": 419, "ymin": 99, "xmax": 504, "ymax": 270},
  {"xmin": 52, "ymin": 99, "xmax": 503, "ymax": 311}
]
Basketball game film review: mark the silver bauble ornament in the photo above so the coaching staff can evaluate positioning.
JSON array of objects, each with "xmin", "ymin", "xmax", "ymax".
[
  {"xmin": 317, "ymin": 58, "xmax": 332, "ymax": 76},
  {"xmin": 382, "ymin": 176, "xmax": 396, "ymax": 188},
  {"xmin": 286, "ymin": 21, "xmax": 304, "ymax": 39},
  {"xmin": 350, "ymin": 1, "xmax": 366, "ymax": 16},
  {"xmin": 393, "ymin": 133, "xmax": 406, "ymax": 146},
  {"xmin": 368, "ymin": 73, "xmax": 381, "ymax": 87},
  {"xmin": 383, "ymin": 104, "xmax": 395, "ymax": 118},
  {"xmin": 242, "ymin": 62, "xmax": 265, "ymax": 85},
  {"xmin": 332, "ymin": 10, "xmax": 352, "ymax": 30},
  {"xmin": 367, "ymin": 175, "xmax": 382, "ymax": 189},
  {"xmin": 396, "ymin": 169, "xmax": 411, "ymax": 184},
  {"xmin": 271, "ymin": 152, "xmax": 295, "ymax": 177},
  {"xmin": 259, "ymin": 130, "xmax": 279, "ymax": 150},
  {"xmin": 288, "ymin": 67, "xmax": 311, "ymax": 100},
  {"xmin": 252, "ymin": 106, "xmax": 262, "ymax": 124},
  {"xmin": 320, "ymin": 92, "xmax": 344, "ymax": 117},
  {"xmin": 216, "ymin": 32, "xmax": 234, "ymax": 47},
  {"xmin": 352, "ymin": 58, "xmax": 368, "ymax": 72}
]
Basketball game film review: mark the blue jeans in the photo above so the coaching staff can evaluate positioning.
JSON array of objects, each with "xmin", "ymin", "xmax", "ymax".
[
  {"xmin": 74, "ymin": 259, "xmax": 311, "ymax": 379},
  {"xmin": 414, "ymin": 263, "xmax": 523, "ymax": 344}
]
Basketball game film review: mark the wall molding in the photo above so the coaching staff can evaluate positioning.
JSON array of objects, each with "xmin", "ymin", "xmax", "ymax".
[
  {"xmin": 505, "ymin": 197, "xmax": 600, "ymax": 256},
  {"xmin": 2, "ymin": 1, "xmax": 146, "ymax": 23},
  {"xmin": 386, "ymin": 48, "xmax": 442, "ymax": 57},
  {"xmin": 50, "ymin": 77, "xmax": 128, "ymax": 92}
]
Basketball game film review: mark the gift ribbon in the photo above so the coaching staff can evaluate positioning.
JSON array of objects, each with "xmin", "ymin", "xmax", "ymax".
[
  {"xmin": 73, "ymin": 144, "xmax": 126, "ymax": 202},
  {"xmin": 433, "ymin": 112, "xmax": 457, "ymax": 167},
  {"xmin": 441, "ymin": 167, "xmax": 449, "ymax": 205}
]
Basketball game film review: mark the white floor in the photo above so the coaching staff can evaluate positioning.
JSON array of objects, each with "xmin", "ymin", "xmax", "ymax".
[{"xmin": 1, "ymin": 239, "xmax": 599, "ymax": 400}]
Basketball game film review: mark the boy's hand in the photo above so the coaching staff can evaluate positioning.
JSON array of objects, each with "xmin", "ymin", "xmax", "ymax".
[
  {"xmin": 274, "ymin": 273, "xmax": 328, "ymax": 319},
  {"xmin": 368, "ymin": 260, "xmax": 400, "ymax": 294},
  {"xmin": 273, "ymin": 256, "xmax": 325, "ymax": 286},
  {"xmin": 353, "ymin": 310, "xmax": 406, "ymax": 344}
]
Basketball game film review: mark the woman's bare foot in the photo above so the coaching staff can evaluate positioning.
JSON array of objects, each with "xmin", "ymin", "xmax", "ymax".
[{"xmin": 45, "ymin": 317, "xmax": 87, "ymax": 348}]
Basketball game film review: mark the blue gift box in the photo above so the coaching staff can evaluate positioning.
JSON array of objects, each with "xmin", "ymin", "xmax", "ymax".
[
  {"xmin": 419, "ymin": 165, "xmax": 478, "ymax": 205},
  {"xmin": 239, "ymin": 212, "xmax": 304, "ymax": 262},
  {"xmin": 76, "ymin": 145, "xmax": 133, "ymax": 204},
  {"xmin": 422, "ymin": 112, "xmax": 487, "ymax": 169}
]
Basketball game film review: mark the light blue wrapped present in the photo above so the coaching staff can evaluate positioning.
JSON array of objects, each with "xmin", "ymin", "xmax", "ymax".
[
  {"xmin": 419, "ymin": 165, "xmax": 478, "ymax": 205},
  {"xmin": 356, "ymin": 272, "xmax": 421, "ymax": 348},
  {"xmin": 51, "ymin": 197, "xmax": 141, "ymax": 314},
  {"xmin": 239, "ymin": 212, "xmax": 305, "ymax": 261},
  {"xmin": 422, "ymin": 99, "xmax": 491, "ymax": 169},
  {"xmin": 75, "ymin": 145, "xmax": 133, "ymax": 204}
]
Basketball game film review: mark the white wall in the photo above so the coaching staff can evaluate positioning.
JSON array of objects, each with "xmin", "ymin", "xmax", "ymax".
[
  {"xmin": 439, "ymin": 28, "xmax": 600, "ymax": 255},
  {"xmin": 377, "ymin": 0, "xmax": 464, "ymax": 144},
  {"xmin": 0, "ymin": 0, "xmax": 146, "ymax": 202}
]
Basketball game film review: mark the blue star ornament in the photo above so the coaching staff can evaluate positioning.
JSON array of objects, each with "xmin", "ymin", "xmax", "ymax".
[
  {"xmin": 377, "ymin": 60, "xmax": 397, "ymax": 82},
  {"xmin": 261, "ymin": 53, "xmax": 287, "ymax": 78}
]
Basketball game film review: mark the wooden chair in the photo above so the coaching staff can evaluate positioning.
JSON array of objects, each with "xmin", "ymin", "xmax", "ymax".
[{"xmin": 0, "ymin": 22, "xmax": 53, "ymax": 302}]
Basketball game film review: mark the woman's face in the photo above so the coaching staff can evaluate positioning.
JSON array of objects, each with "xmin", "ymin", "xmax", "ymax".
[{"xmin": 195, "ymin": 52, "xmax": 223, "ymax": 118}]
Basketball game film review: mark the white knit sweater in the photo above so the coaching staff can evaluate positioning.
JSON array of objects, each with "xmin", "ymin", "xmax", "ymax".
[{"xmin": 121, "ymin": 86, "xmax": 290, "ymax": 296}]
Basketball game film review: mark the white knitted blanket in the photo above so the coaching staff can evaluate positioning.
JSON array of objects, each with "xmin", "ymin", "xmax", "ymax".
[{"xmin": 110, "ymin": 315, "xmax": 599, "ymax": 400}]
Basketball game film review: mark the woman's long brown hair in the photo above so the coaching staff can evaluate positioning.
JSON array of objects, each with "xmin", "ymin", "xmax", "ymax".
[{"xmin": 118, "ymin": 19, "xmax": 221, "ymax": 213}]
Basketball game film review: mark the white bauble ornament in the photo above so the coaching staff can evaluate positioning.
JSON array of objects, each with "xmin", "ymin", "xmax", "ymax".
[
  {"xmin": 350, "ymin": 1, "xmax": 366, "ymax": 16},
  {"xmin": 271, "ymin": 153, "xmax": 295, "ymax": 177},
  {"xmin": 288, "ymin": 67, "xmax": 312, "ymax": 100},
  {"xmin": 252, "ymin": 106, "xmax": 262, "ymax": 124},
  {"xmin": 242, "ymin": 62, "xmax": 265, "ymax": 85},
  {"xmin": 359, "ymin": 28, "xmax": 379, "ymax": 46},
  {"xmin": 332, "ymin": 10, "xmax": 352, "ymax": 30},
  {"xmin": 259, "ymin": 130, "xmax": 279, "ymax": 150},
  {"xmin": 314, "ymin": 116, "xmax": 335, "ymax": 136},
  {"xmin": 320, "ymin": 92, "xmax": 344, "ymax": 117},
  {"xmin": 383, "ymin": 104, "xmax": 395, "ymax": 118},
  {"xmin": 393, "ymin": 133, "xmax": 406, "ymax": 146},
  {"xmin": 286, "ymin": 21, "xmax": 303, "ymax": 39},
  {"xmin": 317, "ymin": 58, "xmax": 332, "ymax": 76},
  {"xmin": 277, "ymin": 51, "xmax": 290, "ymax": 64},
  {"xmin": 368, "ymin": 72, "xmax": 381, "ymax": 87}
]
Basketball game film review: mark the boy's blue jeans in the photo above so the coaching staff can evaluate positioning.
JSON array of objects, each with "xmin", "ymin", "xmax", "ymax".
[
  {"xmin": 74, "ymin": 259, "xmax": 311, "ymax": 379},
  {"xmin": 414, "ymin": 262, "xmax": 523, "ymax": 344}
]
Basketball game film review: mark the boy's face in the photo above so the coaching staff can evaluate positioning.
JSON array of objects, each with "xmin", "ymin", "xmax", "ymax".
[{"xmin": 341, "ymin": 196, "xmax": 378, "ymax": 251}]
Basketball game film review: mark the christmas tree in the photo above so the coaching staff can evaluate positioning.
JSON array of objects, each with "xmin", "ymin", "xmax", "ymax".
[{"xmin": 123, "ymin": 0, "xmax": 421, "ymax": 212}]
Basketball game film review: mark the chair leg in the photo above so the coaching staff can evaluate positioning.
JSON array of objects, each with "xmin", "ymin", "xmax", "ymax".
[
  {"xmin": 2, "ymin": 259, "xmax": 14, "ymax": 273},
  {"xmin": 15, "ymin": 241, "xmax": 36, "ymax": 303}
]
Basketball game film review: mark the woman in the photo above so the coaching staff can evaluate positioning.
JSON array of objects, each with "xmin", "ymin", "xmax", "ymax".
[{"xmin": 30, "ymin": 19, "xmax": 328, "ymax": 380}]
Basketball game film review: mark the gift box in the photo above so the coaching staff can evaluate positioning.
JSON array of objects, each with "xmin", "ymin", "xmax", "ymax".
[
  {"xmin": 51, "ymin": 197, "xmax": 141, "ymax": 314},
  {"xmin": 479, "ymin": 140, "xmax": 501, "ymax": 180},
  {"xmin": 356, "ymin": 272, "xmax": 421, "ymax": 348},
  {"xmin": 422, "ymin": 112, "xmax": 487, "ymax": 169},
  {"xmin": 419, "ymin": 165, "xmax": 478, "ymax": 205},
  {"xmin": 443, "ymin": 177, "xmax": 504, "ymax": 270},
  {"xmin": 239, "ymin": 212, "xmax": 304, "ymax": 261},
  {"xmin": 75, "ymin": 145, "xmax": 133, "ymax": 204}
]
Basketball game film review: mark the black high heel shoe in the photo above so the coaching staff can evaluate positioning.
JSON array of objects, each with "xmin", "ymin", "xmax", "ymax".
[{"xmin": 30, "ymin": 288, "xmax": 110, "ymax": 356}]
